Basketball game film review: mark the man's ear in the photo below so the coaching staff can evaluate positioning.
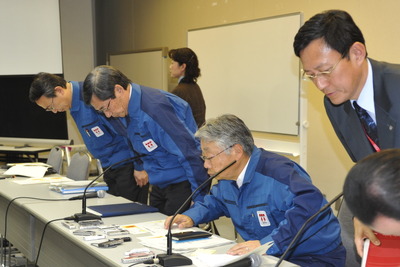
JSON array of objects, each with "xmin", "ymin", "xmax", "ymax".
[
  {"xmin": 114, "ymin": 84, "xmax": 124, "ymax": 95},
  {"xmin": 54, "ymin": 86, "xmax": 65, "ymax": 96},
  {"xmin": 349, "ymin": 42, "xmax": 367, "ymax": 65},
  {"xmin": 231, "ymin": 144, "xmax": 244, "ymax": 159}
]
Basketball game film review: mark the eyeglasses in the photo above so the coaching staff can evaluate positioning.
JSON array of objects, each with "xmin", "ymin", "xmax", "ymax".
[
  {"xmin": 97, "ymin": 98, "xmax": 112, "ymax": 114},
  {"xmin": 45, "ymin": 98, "xmax": 55, "ymax": 111},
  {"xmin": 302, "ymin": 57, "xmax": 343, "ymax": 81},
  {"xmin": 201, "ymin": 145, "xmax": 233, "ymax": 161}
]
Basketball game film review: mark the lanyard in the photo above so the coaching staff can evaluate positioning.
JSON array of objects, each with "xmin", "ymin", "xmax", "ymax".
[
  {"xmin": 361, "ymin": 125, "xmax": 381, "ymax": 152},
  {"xmin": 366, "ymin": 134, "xmax": 381, "ymax": 152}
]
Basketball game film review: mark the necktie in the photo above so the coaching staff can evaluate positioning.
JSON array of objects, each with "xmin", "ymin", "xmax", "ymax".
[{"xmin": 353, "ymin": 101, "xmax": 379, "ymax": 145}]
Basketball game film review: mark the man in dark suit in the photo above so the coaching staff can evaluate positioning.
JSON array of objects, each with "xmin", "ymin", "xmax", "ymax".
[{"xmin": 293, "ymin": 9, "xmax": 400, "ymax": 267}]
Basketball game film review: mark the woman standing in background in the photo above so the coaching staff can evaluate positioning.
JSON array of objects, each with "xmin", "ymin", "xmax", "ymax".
[{"xmin": 169, "ymin": 47, "xmax": 206, "ymax": 128}]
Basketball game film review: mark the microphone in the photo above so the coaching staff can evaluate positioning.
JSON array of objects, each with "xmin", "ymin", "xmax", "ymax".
[
  {"xmin": 70, "ymin": 154, "xmax": 146, "ymax": 222},
  {"xmin": 223, "ymin": 253, "xmax": 262, "ymax": 267},
  {"xmin": 68, "ymin": 190, "xmax": 106, "ymax": 200},
  {"xmin": 275, "ymin": 192, "xmax": 344, "ymax": 266},
  {"xmin": 157, "ymin": 160, "xmax": 237, "ymax": 267}
]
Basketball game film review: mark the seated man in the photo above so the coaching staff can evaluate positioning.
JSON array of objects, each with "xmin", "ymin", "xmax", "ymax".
[
  {"xmin": 165, "ymin": 114, "xmax": 345, "ymax": 267},
  {"xmin": 344, "ymin": 149, "xmax": 400, "ymax": 237}
]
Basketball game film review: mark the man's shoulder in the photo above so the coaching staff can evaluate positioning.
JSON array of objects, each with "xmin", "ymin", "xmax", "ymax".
[
  {"xmin": 323, "ymin": 96, "xmax": 351, "ymax": 116},
  {"xmin": 71, "ymin": 100, "xmax": 102, "ymax": 123},
  {"xmin": 370, "ymin": 58, "xmax": 400, "ymax": 75},
  {"xmin": 139, "ymin": 83, "xmax": 189, "ymax": 110}
]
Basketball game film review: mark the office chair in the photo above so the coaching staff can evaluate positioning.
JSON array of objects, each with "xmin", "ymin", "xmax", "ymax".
[
  {"xmin": 337, "ymin": 198, "xmax": 362, "ymax": 267},
  {"xmin": 66, "ymin": 152, "xmax": 91, "ymax": 181},
  {"xmin": 46, "ymin": 146, "xmax": 64, "ymax": 174}
]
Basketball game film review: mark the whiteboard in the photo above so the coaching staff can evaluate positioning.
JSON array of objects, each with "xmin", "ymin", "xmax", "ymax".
[
  {"xmin": 188, "ymin": 13, "xmax": 301, "ymax": 135},
  {"xmin": 0, "ymin": 0, "xmax": 62, "ymax": 75},
  {"xmin": 108, "ymin": 48, "xmax": 168, "ymax": 91}
]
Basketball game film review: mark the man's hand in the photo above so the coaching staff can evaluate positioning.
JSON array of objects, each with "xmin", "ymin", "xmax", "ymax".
[
  {"xmin": 164, "ymin": 214, "xmax": 194, "ymax": 229},
  {"xmin": 354, "ymin": 217, "xmax": 381, "ymax": 257},
  {"xmin": 226, "ymin": 240, "xmax": 261, "ymax": 255},
  {"xmin": 134, "ymin": 170, "xmax": 149, "ymax": 187}
]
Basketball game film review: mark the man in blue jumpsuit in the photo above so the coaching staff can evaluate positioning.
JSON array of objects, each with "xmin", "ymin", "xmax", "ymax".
[
  {"xmin": 29, "ymin": 72, "xmax": 148, "ymax": 203},
  {"xmin": 82, "ymin": 65, "xmax": 209, "ymax": 215},
  {"xmin": 165, "ymin": 114, "xmax": 345, "ymax": 266}
]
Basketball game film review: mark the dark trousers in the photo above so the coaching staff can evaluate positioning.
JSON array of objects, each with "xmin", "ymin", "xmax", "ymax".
[
  {"xmin": 103, "ymin": 163, "xmax": 149, "ymax": 204},
  {"xmin": 150, "ymin": 180, "xmax": 192, "ymax": 216},
  {"xmin": 288, "ymin": 244, "xmax": 346, "ymax": 267}
]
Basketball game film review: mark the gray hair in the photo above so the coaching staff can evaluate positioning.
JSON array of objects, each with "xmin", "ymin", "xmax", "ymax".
[
  {"xmin": 83, "ymin": 65, "xmax": 131, "ymax": 105},
  {"xmin": 195, "ymin": 114, "xmax": 254, "ymax": 155}
]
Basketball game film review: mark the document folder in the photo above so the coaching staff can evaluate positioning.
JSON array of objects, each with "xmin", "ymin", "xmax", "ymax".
[
  {"xmin": 87, "ymin": 202, "xmax": 158, "ymax": 217},
  {"xmin": 362, "ymin": 232, "xmax": 400, "ymax": 267}
]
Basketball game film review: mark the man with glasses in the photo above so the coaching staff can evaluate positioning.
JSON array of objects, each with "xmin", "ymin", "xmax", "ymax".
[
  {"xmin": 29, "ymin": 73, "xmax": 149, "ymax": 203},
  {"xmin": 164, "ymin": 114, "xmax": 345, "ymax": 266},
  {"xmin": 82, "ymin": 65, "xmax": 208, "ymax": 215},
  {"xmin": 294, "ymin": 9, "xmax": 400, "ymax": 266}
]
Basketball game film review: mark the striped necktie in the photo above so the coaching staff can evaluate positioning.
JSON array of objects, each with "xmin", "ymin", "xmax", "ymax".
[{"xmin": 353, "ymin": 101, "xmax": 379, "ymax": 145}]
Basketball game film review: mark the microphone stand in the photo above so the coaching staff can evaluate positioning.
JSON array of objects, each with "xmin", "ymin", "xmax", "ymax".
[
  {"xmin": 157, "ymin": 160, "xmax": 237, "ymax": 267},
  {"xmin": 71, "ymin": 155, "xmax": 145, "ymax": 222},
  {"xmin": 275, "ymin": 192, "xmax": 344, "ymax": 267}
]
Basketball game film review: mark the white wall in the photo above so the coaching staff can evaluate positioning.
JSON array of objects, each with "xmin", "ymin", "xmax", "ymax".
[
  {"xmin": 59, "ymin": 0, "xmax": 96, "ymax": 145},
  {"xmin": 0, "ymin": 0, "xmax": 62, "ymax": 75},
  {"xmin": 126, "ymin": 0, "xmax": 400, "ymax": 201}
]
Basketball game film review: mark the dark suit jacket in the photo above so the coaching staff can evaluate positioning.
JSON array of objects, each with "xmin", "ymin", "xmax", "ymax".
[
  {"xmin": 325, "ymin": 58, "xmax": 400, "ymax": 267},
  {"xmin": 171, "ymin": 81, "xmax": 206, "ymax": 128},
  {"xmin": 325, "ymin": 58, "xmax": 400, "ymax": 162}
]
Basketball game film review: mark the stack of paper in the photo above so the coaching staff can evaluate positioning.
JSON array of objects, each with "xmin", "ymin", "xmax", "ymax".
[{"xmin": 5, "ymin": 163, "xmax": 50, "ymax": 178}]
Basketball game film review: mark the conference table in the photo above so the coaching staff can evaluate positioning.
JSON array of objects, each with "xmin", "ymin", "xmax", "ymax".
[{"xmin": 0, "ymin": 178, "xmax": 297, "ymax": 267}]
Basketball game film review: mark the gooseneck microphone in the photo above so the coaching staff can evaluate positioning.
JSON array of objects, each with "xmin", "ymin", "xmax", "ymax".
[
  {"xmin": 69, "ymin": 154, "xmax": 146, "ymax": 222},
  {"xmin": 68, "ymin": 190, "xmax": 106, "ymax": 200},
  {"xmin": 275, "ymin": 192, "xmax": 344, "ymax": 267},
  {"xmin": 157, "ymin": 160, "xmax": 237, "ymax": 267}
]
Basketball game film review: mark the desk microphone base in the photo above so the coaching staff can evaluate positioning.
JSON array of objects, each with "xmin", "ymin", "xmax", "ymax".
[
  {"xmin": 157, "ymin": 253, "xmax": 192, "ymax": 267},
  {"xmin": 73, "ymin": 212, "xmax": 102, "ymax": 222}
]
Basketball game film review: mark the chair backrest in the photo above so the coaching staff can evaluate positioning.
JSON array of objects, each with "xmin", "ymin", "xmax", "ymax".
[
  {"xmin": 46, "ymin": 146, "xmax": 64, "ymax": 174},
  {"xmin": 337, "ymin": 198, "xmax": 362, "ymax": 267},
  {"xmin": 66, "ymin": 152, "xmax": 91, "ymax": 181}
]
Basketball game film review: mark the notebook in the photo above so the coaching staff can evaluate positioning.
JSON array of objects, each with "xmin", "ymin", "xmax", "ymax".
[
  {"xmin": 87, "ymin": 202, "xmax": 158, "ymax": 217},
  {"xmin": 362, "ymin": 232, "xmax": 400, "ymax": 267}
]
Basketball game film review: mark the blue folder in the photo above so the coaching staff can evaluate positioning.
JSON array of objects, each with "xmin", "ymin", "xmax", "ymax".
[{"xmin": 87, "ymin": 202, "xmax": 158, "ymax": 217}]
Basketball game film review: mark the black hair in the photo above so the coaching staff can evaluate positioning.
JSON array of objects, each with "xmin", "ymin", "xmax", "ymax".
[
  {"xmin": 344, "ymin": 149, "xmax": 400, "ymax": 225},
  {"xmin": 168, "ymin": 47, "xmax": 201, "ymax": 83},
  {"xmin": 294, "ymin": 10, "xmax": 366, "ymax": 58},
  {"xmin": 29, "ymin": 72, "xmax": 66, "ymax": 102}
]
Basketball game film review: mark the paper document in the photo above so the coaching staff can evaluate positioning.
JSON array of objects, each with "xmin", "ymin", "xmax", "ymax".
[
  {"xmin": 12, "ymin": 176, "xmax": 73, "ymax": 185},
  {"xmin": 7, "ymin": 162, "xmax": 51, "ymax": 167},
  {"xmin": 193, "ymin": 241, "xmax": 274, "ymax": 267},
  {"xmin": 138, "ymin": 234, "xmax": 234, "ymax": 253},
  {"xmin": 4, "ymin": 165, "xmax": 48, "ymax": 178},
  {"xmin": 123, "ymin": 220, "xmax": 199, "ymax": 236}
]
